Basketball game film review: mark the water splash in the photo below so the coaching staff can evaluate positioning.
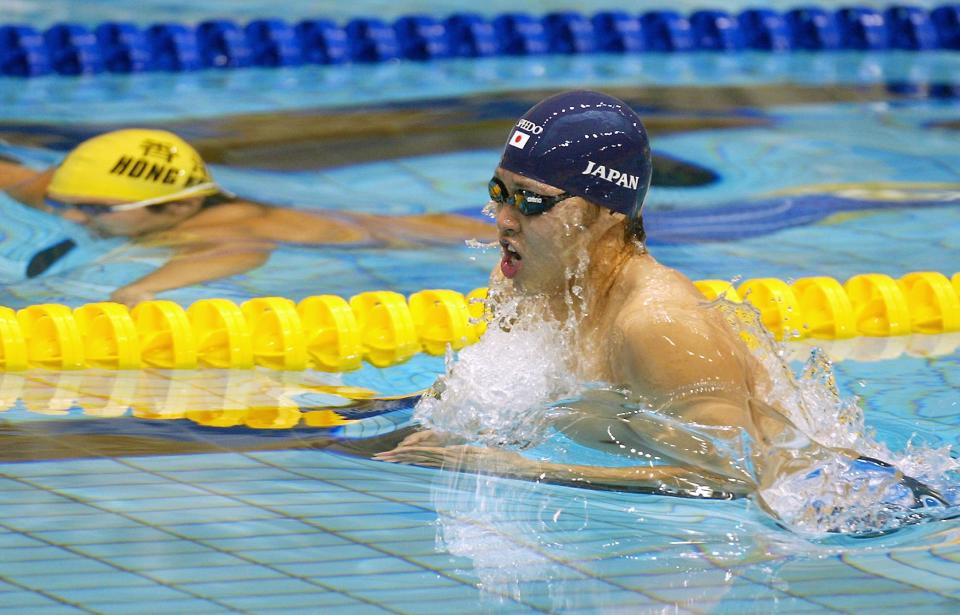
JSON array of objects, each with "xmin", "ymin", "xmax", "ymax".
[
  {"xmin": 415, "ymin": 292, "xmax": 582, "ymax": 448},
  {"xmin": 722, "ymin": 300, "xmax": 960, "ymax": 535}
]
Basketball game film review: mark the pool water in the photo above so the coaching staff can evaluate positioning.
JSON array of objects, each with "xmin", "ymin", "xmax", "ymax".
[{"xmin": 2, "ymin": 2, "xmax": 960, "ymax": 613}]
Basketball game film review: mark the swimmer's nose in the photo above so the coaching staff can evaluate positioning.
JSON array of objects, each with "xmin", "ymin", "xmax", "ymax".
[{"xmin": 496, "ymin": 202, "xmax": 520, "ymax": 234}]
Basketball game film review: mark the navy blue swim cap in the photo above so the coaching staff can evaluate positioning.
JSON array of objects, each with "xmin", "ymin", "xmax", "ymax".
[{"xmin": 499, "ymin": 90, "xmax": 652, "ymax": 229}]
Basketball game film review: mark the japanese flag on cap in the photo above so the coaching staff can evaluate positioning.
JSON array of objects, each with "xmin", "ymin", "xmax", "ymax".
[{"xmin": 508, "ymin": 130, "xmax": 530, "ymax": 149}]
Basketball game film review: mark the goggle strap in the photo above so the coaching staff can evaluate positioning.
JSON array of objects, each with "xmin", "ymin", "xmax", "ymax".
[{"xmin": 105, "ymin": 182, "xmax": 220, "ymax": 211}]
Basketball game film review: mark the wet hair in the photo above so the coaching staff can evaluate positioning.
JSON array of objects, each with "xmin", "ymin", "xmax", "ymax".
[{"xmin": 626, "ymin": 213, "xmax": 646, "ymax": 244}]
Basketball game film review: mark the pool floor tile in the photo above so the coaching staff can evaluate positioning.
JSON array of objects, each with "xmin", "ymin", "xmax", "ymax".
[
  {"xmin": 205, "ymin": 531, "xmax": 355, "ymax": 552},
  {"xmin": 132, "ymin": 506, "xmax": 283, "ymax": 526},
  {"xmin": 376, "ymin": 541, "xmax": 446, "ymax": 559},
  {"xmin": 106, "ymin": 549, "xmax": 249, "ymax": 571},
  {"xmin": 145, "ymin": 563, "xmax": 291, "ymax": 585},
  {"xmin": 254, "ymin": 604, "xmax": 395, "ymax": 615},
  {"xmin": 167, "ymin": 518, "xmax": 316, "ymax": 540},
  {"xmin": 334, "ymin": 569, "xmax": 466, "ymax": 593},
  {"xmin": 0, "ymin": 545, "xmax": 76, "ymax": 563},
  {"xmin": 218, "ymin": 590, "xmax": 373, "ymax": 611},
  {"xmin": 181, "ymin": 577, "xmax": 338, "ymax": 598},
  {"xmin": 4, "ymin": 513, "xmax": 144, "ymax": 534},
  {"xmin": 813, "ymin": 589, "xmax": 955, "ymax": 611},
  {"xmin": 240, "ymin": 543, "xmax": 387, "ymax": 565},
  {"xmin": 53, "ymin": 584, "xmax": 201, "ymax": 605},
  {"xmin": 71, "ymin": 538, "xmax": 211, "ymax": 559},
  {"xmin": 281, "ymin": 555, "xmax": 426, "ymax": 579},
  {"xmin": 32, "ymin": 526, "xmax": 174, "ymax": 545},
  {"xmin": 390, "ymin": 598, "xmax": 532, "ymax": 615},
  {"xmin": 782, "ymin": 575, "xmax": 911, "ymax": 596},
  {"xmin": 0, "ymin": 588, "xmax": 78, "ymax": 609},
  {"xmin": 126, "ymin": 453, "xmax": 271, "ymax": 472},
  {"xmin": 0, "ymin": 556, "xmax": 119, "ymax": 578},
  {"xmin": 711, "ymin": 596, "xmax": 834, "ymax": 613},
  {"xmin": 0, "ymin": 605, "xmax": 87, "ymax": 615},
  {"xmin": 91, "ymin": 598, "xmax": 240, "ymax": 615},
  {"xmin": 339, "ymin": 523, "xmax": 439, "ymax": 542},
  {"xmin": 11, "ymin": 570, "xmax": 154, "ymax": 592},
  {"xmin": 1, "ymin": 459, "xmax": 130, "ymax": 477}
]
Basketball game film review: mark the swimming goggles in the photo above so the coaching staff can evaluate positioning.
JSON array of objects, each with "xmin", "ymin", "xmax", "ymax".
[
  {"xmin": 488, "ymin": 177, "xmax": 572, "ymax": 216},
  {"xmin": 44, "ymin": 181, "xmax": 220, "ymax": 216}
]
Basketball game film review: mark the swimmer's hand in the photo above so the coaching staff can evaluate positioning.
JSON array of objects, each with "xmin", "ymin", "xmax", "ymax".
[
  {"xmin": 374, "ymin": 444, "xmax": 533, "ymax": 475},
  {"xmin": 110, "ymin": 285, "xmax": 155, "ymax": 308},
  {"xmin": 394, "ymin": 429, "xmax": 465, "ymax": 448}
]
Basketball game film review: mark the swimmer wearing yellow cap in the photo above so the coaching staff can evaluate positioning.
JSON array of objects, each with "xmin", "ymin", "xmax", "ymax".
[{"xmin": 1, "ymin": 129, "xmax": 494, "ymax": 306}]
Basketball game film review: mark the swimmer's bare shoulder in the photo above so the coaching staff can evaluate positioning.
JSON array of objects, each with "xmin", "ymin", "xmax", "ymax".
[
  {"xmin": 611, "ymin": 259, "xmax": 709, "ymax": 340},
  {"xmin": 610, "ymin": 262, "xmax": 752, "ymax": 420},
  {"xmin": 177, "ymin": 198, "xmax": 266, "ymax": 230}
]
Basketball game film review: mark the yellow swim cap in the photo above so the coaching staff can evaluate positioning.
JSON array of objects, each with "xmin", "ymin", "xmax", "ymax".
[{"xmin": 47, "ymin": 129, "xmax": 219, "ymax": 206}]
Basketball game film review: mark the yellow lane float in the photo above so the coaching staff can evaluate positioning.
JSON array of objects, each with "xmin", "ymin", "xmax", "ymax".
[{"xmin": 0, "ymin": 271, "xmax": 957, "ymax": 371}]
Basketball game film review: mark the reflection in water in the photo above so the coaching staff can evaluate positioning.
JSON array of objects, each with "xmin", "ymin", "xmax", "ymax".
[
  {"xmin": 430, "ymin": 459, "xmax": 960, "ymax": 613},
  {"xmin": 0, "ymin": 369, "xmax": 399, "ymax": 463},
  {"xmin": 0, "ymin": 369, "xmax": 368, "ymax": 425},
  {"xmin": 428, "ymin": 451, "xmax": 870, "ymax": 612}
]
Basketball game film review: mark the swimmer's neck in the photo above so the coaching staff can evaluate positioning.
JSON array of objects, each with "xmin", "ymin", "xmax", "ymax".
[
  {"xmin": 544, "ymin": 218, "xmax": 649, "ymax": 323},
  {"xmin": 585, "ymin": 220, "xmax": 648, "ymax": 306}
]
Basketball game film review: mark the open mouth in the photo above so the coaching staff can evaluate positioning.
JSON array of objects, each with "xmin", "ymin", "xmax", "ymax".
[{"xmin": 500, "ymin": 239, "xmax": 522, "ymax": 279}]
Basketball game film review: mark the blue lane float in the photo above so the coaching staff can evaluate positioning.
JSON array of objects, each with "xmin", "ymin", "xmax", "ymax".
[{"xmin": 1, "ymin": 5, "xmax": 959, "ymax": 77}]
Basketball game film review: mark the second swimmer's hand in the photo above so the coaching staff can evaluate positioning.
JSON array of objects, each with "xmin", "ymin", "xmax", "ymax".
[{"xmin": 110, "ymin": 285, "xmax": 156, "ymax": 308}]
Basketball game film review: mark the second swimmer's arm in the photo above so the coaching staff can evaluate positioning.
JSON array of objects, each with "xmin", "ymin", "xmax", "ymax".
[
  {"xmin": 110, "ymin": 240, "xmax": 274, "ymax": 306},
  {"xmin": 1, "ymin": 163, "xmax": 53, "ymax": 207}
]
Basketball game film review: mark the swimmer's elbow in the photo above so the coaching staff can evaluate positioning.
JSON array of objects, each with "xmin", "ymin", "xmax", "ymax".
[{"xmin": 225, "ymin": 249, "xmax": 272, "ymax": 272}]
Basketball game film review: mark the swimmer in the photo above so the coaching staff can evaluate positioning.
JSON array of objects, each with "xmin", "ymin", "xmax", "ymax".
[
  {"xmin": 0, "ymin": 129, "xmax": 494, "ymax": 306},
  {"xmin": 376, "ymin": 91, "xmax": 950, "ymax": 523}
]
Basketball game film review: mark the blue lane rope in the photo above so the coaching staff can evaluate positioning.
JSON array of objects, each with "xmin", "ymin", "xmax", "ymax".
[{"xmin": 0, "ymin": 6, "xmax": 958, "ymax": 77}]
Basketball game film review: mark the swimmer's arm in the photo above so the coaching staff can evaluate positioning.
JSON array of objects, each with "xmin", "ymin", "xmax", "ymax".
[
  {"xmin": 375, "ymin": 445, "xmax": 751, "ymax": 497},
  {"xmin": 528, "ymin": 457, "xmax": 752, "ymax": 497},
  {"xmin": 1, "ymin": 164, "xmax": 53, "ymax": 208},
  {"xmin": 110, "ymin": 240, "xmax": 274, "ymax": 306},
  {"xmin": 615, "ymin": 319, "xmax": 759, "ymax": 486}
]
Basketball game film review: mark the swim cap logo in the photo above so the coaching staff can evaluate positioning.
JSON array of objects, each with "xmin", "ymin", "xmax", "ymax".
[
  {"xmin": 516, "ymin": 119, "xmax": 543, "ymax": 134},
  {"xmin": 509, "ymin": 130, "xmax": 530, "ymax": 149},
  {"xmin": 581, "ymin": 160, "xmax": 640, "ymax": 190},
  {"xmin": 107, "ymin": 139, "xmax": 187, "ymax": 186}
]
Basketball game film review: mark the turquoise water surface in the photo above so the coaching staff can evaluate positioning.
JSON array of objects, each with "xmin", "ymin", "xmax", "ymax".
[{"xmin": 1, "ymin": 2, "xmax": 960, "ymax": 613}]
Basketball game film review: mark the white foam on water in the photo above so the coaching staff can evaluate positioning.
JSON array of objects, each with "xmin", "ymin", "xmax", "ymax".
[{"xmin": 415, "ymin": 292, "xmax": 583, "ymax": 448}]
